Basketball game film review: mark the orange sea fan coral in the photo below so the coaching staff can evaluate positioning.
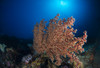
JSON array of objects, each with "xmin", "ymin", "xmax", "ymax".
[{"xmin": 33, "ymin": 14, "xmax": 87, "ymax": 67}]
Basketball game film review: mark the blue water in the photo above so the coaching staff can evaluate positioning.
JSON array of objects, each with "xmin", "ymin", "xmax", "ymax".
[{"xmin": 0, "ymin": 0, "xmax": 100, "ymax": 40}]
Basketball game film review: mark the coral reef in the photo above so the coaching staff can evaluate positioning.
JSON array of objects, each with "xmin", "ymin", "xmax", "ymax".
[{"xmin": 33, "ymin": 14, "xmax": 87, "ymax": 68}]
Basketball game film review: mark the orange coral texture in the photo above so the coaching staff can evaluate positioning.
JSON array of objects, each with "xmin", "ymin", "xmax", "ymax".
[{"xmin": 33, "ymin": 14, "xmax": 87, "ymax": 67}]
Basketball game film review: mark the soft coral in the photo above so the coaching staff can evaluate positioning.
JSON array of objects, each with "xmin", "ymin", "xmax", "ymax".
[{"xmin": 33, "ymin": 14, "xmax": 87, "ymax": 67}]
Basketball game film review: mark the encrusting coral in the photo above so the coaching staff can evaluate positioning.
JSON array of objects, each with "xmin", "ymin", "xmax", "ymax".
[{"xmin": 33, "ymin": 14, "xmax": 87, "ymax": 68}]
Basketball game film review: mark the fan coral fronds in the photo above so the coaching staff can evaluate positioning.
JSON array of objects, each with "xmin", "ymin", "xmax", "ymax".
[{"xmin": 33, "ymin": 14, "xmax": 87, "ymax": 67}]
